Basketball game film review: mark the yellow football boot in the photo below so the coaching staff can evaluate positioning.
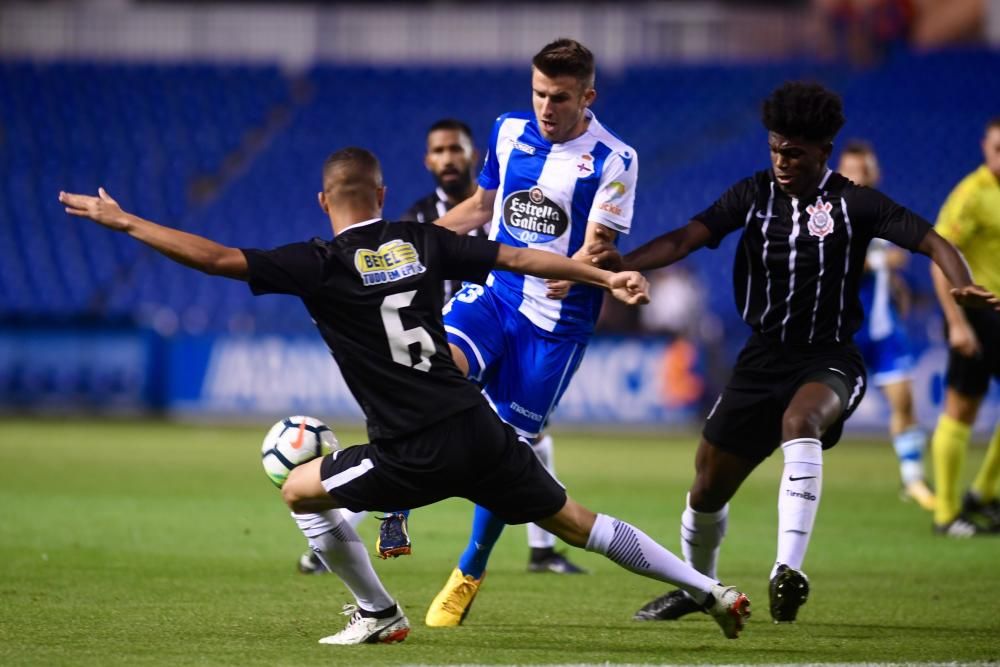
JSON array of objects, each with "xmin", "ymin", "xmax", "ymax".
[
  {"xmin": 902, "ymin": 479, "xmax": 936, "ymax": 512},
  {"xmin": 424, "ymin": 567, "xmax": 484, "ymax": 627}
]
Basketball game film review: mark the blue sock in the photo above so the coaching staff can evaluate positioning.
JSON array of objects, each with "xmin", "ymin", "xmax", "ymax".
[
  {"xmin": 457, "ymin": 505, "xmax": 506, "ymax": 579},
  {"xmin": 893, "ymin": 427, "xmax": 927, "ymax": 484}
]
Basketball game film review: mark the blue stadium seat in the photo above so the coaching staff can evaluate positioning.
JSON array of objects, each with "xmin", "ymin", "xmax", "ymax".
[{"xmin": 2, "ymin": 52, "xmax": 998, "ymax": 350}]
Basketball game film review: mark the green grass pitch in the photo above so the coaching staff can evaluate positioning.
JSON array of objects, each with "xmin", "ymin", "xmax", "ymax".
[{"xmin": 1, "ymin": 418, "xmax": 997, "ymax": 666}]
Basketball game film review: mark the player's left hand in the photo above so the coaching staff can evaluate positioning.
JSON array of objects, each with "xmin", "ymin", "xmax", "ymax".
[
  {"xmin": 59, "ymin": 188, "xmax": 129, "ymax": 231},
  {"xmin": 545, "ymin": 279, "xmax": 572, "ymax": 300},
  {"xmin": 951, "ymin": 285, "xmax": 1000, "ymax": 311},
  {"xmin": 585, "ymin": 238, "xmax": 623, "ymax": 271},
  {"xmin": 608, "ymin": 271, "xmax": 649, "ymax": 305}
]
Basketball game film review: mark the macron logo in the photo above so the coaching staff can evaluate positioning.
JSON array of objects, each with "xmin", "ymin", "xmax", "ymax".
[{"xmin": 512, "ymin": 140, "xmax": 536, "ymax": 155}]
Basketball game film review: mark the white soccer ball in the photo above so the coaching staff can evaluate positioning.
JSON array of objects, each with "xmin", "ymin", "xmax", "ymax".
[{"xmin": 261, "ymin": 416, "xmax": 339, "ymax": 488}]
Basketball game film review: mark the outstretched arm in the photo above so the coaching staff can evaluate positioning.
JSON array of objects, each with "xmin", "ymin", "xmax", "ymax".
[
  {"xmin": 60, "ymin": 188, "xmax": 249, "ymax": 280},
  {"xmin": 919, "ymin": 229, "xmax": 999, "ymax": 312},
  {"xmin": 623, "ymin": 219, "xmax": 713, "ymax": 272},
  {"xmin": 545, "ymin": 222, "xmax": 618, "ymax": 299},
  {"xmin": 434, "ymin": 186, "xmax": 497, "ymax": 235},
  {"xmin": 495, "ymin": 244, "xmax": 648, "ymax": 305}
]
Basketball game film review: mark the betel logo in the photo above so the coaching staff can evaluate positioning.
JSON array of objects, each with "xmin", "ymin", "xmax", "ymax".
[
  {"xmin": 354, "ymin": 240, "xmax": 426, "ymax": 286},
  {"xmin": 502, "ymin": 187, "xmax": 569, "ymax": 244}
]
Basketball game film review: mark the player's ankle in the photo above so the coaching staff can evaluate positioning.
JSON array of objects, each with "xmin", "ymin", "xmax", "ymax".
[{"xmin": 529, "ymin": 546, "xmax": 556, "ymax": 562}]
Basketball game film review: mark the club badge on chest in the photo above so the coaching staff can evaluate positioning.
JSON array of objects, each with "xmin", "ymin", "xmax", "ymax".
[{"xmin": 806, "ymin": 198, "xmax": 835, "ymax": 239}]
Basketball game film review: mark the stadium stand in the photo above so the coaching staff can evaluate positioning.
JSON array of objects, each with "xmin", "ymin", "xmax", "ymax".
[{"xmin": 2, "ymin": 51, "xmax": 998, "ymax": 345}]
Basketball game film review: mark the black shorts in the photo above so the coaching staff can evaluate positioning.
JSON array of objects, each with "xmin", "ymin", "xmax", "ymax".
[
  {"xmin": 703, "ymin": 333, "xmax": 867, "ymax": 462},
  {"xmin": 318, "ymin": 402, "xmax": 567, "ymax": 525},
  {"xmin": 945, "ymin": 307, "xmax": 1000, "ymax": 397}
]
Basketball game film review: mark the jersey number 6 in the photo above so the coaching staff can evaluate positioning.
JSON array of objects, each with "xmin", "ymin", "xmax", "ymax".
[{"xmin": 380, "ymin": 290, "xmax": 433, "ymax": 372}]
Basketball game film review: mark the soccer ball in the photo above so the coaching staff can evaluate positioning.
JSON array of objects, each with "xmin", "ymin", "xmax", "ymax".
[{"xmin": 261, "ymin": 416, "xmax": 339, "ymax": 488}]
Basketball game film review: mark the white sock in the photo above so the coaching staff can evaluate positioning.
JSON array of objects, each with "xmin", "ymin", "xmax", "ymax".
[
  {"xmin": 292, "ymin": 510, "xmax": 395, "ymax": 613},
  {"xmin": 681, "ymin": 493, "xmax": 728, "ymax": 579},
  {"xmin": 527, "ymin": 435, "xmax": 557, "ymax": 549},
  {"xmin": 586, "ymin": 513, "xmax": 716, "ymax": 605},
  {"xmin": 893, "ymin": 427, "xmax": 927, "ymax": 485},
  {"xmin": 339, "ymin": 509, "xmax": 368, "ymax": 529},
  {"xmin": 773, "ymin": 438, "xmax": 823, "ymax": 578}
]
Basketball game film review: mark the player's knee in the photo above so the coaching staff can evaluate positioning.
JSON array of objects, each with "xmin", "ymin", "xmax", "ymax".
[
  {"xmin": 944, "ymin": 390, "xmax": 981, "ymax": 424},
  {"xmin": 781, "ymin": 411, "xmax": 824, "ymax": 440}
]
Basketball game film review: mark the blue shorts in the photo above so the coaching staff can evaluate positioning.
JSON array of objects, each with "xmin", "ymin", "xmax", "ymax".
[
  {"xmin": 443, "ymin": 284, "xmax": 587, "ymax": 439},
  {"xmin": 855, "ymin": 323, "xmax": 914, "ymax": 387}
]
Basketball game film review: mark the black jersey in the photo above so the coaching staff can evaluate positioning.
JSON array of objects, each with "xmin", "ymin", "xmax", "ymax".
[
  {"xmin": 242, "ymin": 219, "xmax": 500, "ymax": 441},
  {"xmin": 695, "ymin": 169, "xmax": 932, "ymax": 345},
  {"xmin": 400, "ymin": 187, "xmax": 453, "ymax": 225},
  {"xmin": 400, "ymin": 187, "xmax": 484, "ymax": 299}
]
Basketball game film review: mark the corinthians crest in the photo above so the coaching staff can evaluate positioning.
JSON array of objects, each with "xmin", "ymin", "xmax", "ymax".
[{"xmin": 806, "ymin": 198, "xmax": 834, "ymax": 238}]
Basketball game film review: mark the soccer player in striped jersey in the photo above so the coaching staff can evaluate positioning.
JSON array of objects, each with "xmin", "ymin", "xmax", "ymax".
[
  {"xmin": 423, "ymin": 38, "xmax": 639, "ymax": 626},
  {"xmin": 608, "ymin": 82, "xmax": 998, "ymax": 624},
  {"xmin": 837, "ymin": 141, "xmax": 934, "ymax": 511}
]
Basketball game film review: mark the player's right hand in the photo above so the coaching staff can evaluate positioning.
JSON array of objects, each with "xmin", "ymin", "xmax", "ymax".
[
  {"xmin": 947, "ymin": 318, "xmax": 981, "ymax": 358},
  {"xmin": 59, "ymin": 188, "xmax": 130, "ymax": 231},
  {"xmin": 951, "ymin": 285, "xmax": 1000, "ymax": 312},
  {"xmin": 608, "ymin": 271, "xmax": 649, "ymax": 305}
]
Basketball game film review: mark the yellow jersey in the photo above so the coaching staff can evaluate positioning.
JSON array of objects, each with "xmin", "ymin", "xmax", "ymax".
[{"xmin": 935, "ymin": 165, "xmax": 1000, "ymax": 296}]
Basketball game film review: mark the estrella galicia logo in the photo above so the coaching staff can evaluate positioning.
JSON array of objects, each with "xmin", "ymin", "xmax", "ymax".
[{"xmin": 502, "ymin": 187, "xmax": 569, "ymax": 244}]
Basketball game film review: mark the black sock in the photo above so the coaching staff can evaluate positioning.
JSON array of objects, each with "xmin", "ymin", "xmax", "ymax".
[
  {"xmin": 530, "ymin": 546, "xmax": 555, "ymax": 562},
  {"xmin": 358, "ymin": 603, "xmax": 397, "ymax": 619}
]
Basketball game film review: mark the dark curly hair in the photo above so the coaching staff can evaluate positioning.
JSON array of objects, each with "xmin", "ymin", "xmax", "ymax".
[{"xmin": 762, "ymin": 82, "xmax": 845, "ymax": 143}]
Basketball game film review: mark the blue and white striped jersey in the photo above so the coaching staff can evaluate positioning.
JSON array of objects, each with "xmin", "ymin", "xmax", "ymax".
[
  {"xmin": 860, "ymin": 239, "xmax": 899, "ymax": 340},
  {"xmin": 478, "ymin": 110, "xmax": 638, "ymax": 339}
]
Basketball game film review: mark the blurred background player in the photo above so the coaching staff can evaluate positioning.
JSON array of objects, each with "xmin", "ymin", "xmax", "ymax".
[
  {"xmin": 836, "ymin": 140, "xmax": 935, "ymax": 511},
  {"xmin": 423, "ymin": 37, "xmax": 638, "ymax": 625},
  {"xmin": 929, "ymin": 116, "xmax": 1000, "ymax": 537},
  {"xmin": 401, "ymin": 118, "xmax": 485, "ymax": 301},
  {"xmin": 400, "ymin": 119, "xmax": 480, "ymax": 228},
  {"xmin": 617, "ymin": 81, "xmax": 997, "ymax": 626}
]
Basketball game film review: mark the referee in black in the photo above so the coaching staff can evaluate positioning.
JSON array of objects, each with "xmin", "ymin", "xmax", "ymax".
[
  {"xmin": 610, "ymin": 82, "xmax": 999, "ymax": 625},
  {"xmin": 60, "ymin": 147, "xmax": 753, "ymax": 644}
]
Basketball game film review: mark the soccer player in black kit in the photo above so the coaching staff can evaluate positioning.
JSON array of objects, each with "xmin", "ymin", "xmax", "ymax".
[
  {"xmin": 598, "ymin": 82, "xmax": 998, "ymax": 625},
  {"xmin": 60, "ymin": 147, "xmax": 752, "ymax": 645},
  {"xmin": 399, "ymin": 118, "xmax": 480, "ymax": 228}
]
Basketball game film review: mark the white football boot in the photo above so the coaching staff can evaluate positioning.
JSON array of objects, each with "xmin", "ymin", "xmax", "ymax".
[
  {"xmin": 706, "ymin": 584, "xmax": 751, "ymax": 639},
  {"xmin": 319, "ymin": 603, "xmax": 410, "ymax": 645}
]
